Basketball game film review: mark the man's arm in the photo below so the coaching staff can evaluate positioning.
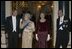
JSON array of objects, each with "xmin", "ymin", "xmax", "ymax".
[{"xmin": 5, "ymin": 17, "xmax": 9, "ymax": 38}]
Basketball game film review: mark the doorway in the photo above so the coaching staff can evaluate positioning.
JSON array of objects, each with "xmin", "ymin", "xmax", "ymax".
[{"xmin": 12, "ymin": 1, "xmax": 54, "ymax": 48}]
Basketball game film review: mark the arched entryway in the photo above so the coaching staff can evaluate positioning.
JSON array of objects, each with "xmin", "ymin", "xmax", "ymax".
[{"xmin": 12, "ymin": 1, "xmax": 54, "ymax": 48}]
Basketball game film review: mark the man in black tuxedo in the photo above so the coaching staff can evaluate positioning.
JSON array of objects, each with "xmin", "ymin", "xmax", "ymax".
[
  {"xmin": 5, "ymin": 10, "xmax": 20, "ymax": 48},
  {"xmin": 55, "ymin": 10, "xmax": 71, "ymax": 48}
]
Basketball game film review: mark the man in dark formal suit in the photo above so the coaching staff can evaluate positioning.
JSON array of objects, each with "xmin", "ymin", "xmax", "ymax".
[
  {"xmin": 5, "ymin": 10, "xmax": 20, "ymax": 48},
  {"xmin": 55, "ymin": 10, "xmax": 71, "ymax": 48}
]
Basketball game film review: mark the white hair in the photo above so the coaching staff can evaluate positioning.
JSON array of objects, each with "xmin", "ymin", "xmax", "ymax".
[{"xmin": 25, "ymin": 13, "xmax": 31, "ymax": 18}]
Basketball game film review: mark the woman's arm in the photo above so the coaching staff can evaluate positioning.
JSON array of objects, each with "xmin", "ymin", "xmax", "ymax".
[
  {"xmin": 20, "ymin": 19, "xmax": 24, "ymax": 29},
  {"xmin": 32, "ymin": 22, "xmax": 35, "ymax": 32}
]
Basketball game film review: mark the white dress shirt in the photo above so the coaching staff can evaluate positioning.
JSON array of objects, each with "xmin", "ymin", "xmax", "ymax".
[
  {"xmin": 12, "ymin": 16, "xmax": 16, "ymax": 32},
  {"xmin": 59, "ymin": 15, "xmax": 64, "ymax": 30}
]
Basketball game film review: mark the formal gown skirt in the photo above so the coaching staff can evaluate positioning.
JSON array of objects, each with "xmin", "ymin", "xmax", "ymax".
[
  {"xmin": 36, "ymin": 31, "xmax": 48, "ymax": 48},
  {"xmin": 22, "ymin": 31, "xmax": 33, "ymax": 48}
]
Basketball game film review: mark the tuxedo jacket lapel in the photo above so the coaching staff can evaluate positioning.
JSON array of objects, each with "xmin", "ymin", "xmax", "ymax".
[{"xmin": 10, "ymin": 16, "xmax": 13, "ymax": 29}]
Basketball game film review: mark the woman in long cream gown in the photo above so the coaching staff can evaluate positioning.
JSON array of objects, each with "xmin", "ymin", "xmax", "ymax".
[{"xmin": 20, "ymin": 13, "xmax": 35, "ymax": 48}]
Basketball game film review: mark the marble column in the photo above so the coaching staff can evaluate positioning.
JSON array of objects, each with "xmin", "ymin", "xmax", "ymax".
[{"xmin": 53, "ymin": 1, "xmax": 58, "ymax": 47}]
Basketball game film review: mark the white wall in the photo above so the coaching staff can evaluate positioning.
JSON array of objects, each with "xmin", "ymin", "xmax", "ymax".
[{"xmin": 5, "ymin": 1, "xmax": 12, "ymax": 17}]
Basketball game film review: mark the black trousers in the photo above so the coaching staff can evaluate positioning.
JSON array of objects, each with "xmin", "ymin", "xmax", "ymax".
[
  {"xmin": 8, "ymin": 31, "xmax": 18, "ymax": 48},
  {"xmin": 55, "ymin": 30, "xmax": 69, "ymax": 48}
]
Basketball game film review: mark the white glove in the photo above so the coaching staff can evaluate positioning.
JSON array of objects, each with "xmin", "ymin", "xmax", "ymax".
[
  {"xmin": 46, "ymin": 34, "xmax": 50, "ymax": 41},
  {"xmin": 36, "ymin": 34, "xmax": 39, "ymax": 41}
]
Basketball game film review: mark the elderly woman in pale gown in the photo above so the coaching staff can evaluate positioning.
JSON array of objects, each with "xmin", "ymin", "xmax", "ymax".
[{"xmin": 20, "ymin": 13, "xmax": 35, "ymax": 48}]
